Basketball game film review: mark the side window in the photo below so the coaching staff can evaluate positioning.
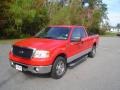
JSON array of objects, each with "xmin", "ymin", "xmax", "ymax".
[
  {"xmin": 71, "ymin": 27, "xmax": 86, "ymax": 40},
  {"xmin": 71, "ymin": 28, "xmax": 81, "ymax": 39},
  {"xmin": 79, "ymin": 27, "xmax": 86, "ymax": 38}
]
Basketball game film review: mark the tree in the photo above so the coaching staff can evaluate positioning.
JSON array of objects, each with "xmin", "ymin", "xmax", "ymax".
[
  {"xmin": 48, "ymin": 0, "xmax": 108, "ymax": 34},
  {"xmin": 0, "ymin": 0, "xmax": 14, "ymax": 39},
  {"xmin": 8, "ymin": 0, "xmax": 49, "ymax": 37},
  {"xmin": 0, "ymin": 0, "xmax": 108, "ymax": 39},
  {"xmin": 83, "ymin": 0, "xmax": 108, "ymax": 34}
]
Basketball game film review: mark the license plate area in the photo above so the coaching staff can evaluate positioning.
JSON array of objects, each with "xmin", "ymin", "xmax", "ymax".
[{"xmin": 16, "ymin": 64, "xmax": 22, "ymax": 71}]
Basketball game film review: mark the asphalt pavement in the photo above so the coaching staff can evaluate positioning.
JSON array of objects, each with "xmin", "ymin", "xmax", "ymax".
[{"xmin": 0, "ymin": 37, "xmax": 120, "ymax": 90}]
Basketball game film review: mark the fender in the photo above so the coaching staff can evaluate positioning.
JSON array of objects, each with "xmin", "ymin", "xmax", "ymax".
[{"xmin": 50, "ymin": 47, "xmax": 68, "ymax": 64}]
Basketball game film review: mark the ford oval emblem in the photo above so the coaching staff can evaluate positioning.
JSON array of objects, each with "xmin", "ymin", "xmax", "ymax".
[{"xmin": 19, "ymin": 50, "xmax": 24, "ymax": 54}]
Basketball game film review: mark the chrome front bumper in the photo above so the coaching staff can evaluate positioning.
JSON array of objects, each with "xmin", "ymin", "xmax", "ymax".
[{"xmin": 10, "ymin": 61, "xmax": 52, "ymax": 74}]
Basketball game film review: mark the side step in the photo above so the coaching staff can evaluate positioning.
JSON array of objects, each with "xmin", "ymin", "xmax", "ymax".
[{"xmin": 68, "ymin": 55, "xmax": 88, "ymax": 68}]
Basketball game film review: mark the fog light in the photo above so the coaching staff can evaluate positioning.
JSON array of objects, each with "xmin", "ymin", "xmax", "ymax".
[
  {"xmin": 11, "ymin": 61, "xmax": 14, "ymax": 65},
  {"xmin": 34, "ymin": 67, "xmax": 39, "ymax": 72}
]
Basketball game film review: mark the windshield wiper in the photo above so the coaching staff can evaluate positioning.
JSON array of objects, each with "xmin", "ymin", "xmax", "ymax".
[
  {"xmin": 43, "ymin": 36, "xmax": 56, "ymax": 39},
  {"xmin": 34, "ymin": 36, "xmax": 41, "ymax": 38},
  {"xmin": 35, "ymin": 36, "xmax": 57, "ymax": 39}
]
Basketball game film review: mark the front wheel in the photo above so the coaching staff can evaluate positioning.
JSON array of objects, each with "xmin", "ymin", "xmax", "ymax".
[
  {"xmin": 88, "ymin": 46, "xmax": 96, "ymax": 58},
  {"xmin": 51, "ymin": 56, "xmax": 67, "ymax": 79}
]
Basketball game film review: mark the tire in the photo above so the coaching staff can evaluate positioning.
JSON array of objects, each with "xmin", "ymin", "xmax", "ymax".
[
  {"xmin": 88, "ymin": 46, "xmax": 96, "ymax": 58},
  {"xmin": 51, "ymin": 56, "xmax": 67, "ymax": 79}
]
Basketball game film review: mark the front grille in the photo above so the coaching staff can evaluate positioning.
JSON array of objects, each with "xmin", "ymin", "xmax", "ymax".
[{"xmin": 13, "ymin": 45, "xmax": 33, "ymax": 58}]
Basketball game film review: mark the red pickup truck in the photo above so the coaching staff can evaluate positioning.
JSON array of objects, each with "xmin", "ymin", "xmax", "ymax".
[{"xmin": 9, "ymin": 25, "xmax": 99, "ymax": 79}]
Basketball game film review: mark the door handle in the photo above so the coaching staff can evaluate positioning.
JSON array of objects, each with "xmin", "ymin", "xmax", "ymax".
[{"xmin": 70, "ymin": 42, "xmax": 79, "ymax": 45}]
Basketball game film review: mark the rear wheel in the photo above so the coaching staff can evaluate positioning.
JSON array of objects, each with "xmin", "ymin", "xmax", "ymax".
[
  {"xmin": 88, "ymin": 46, "xmax": 96, "ymax": 58},
  {"xmin": 51, "ymin": 56, "xmax": 67, "ymax": 79}
]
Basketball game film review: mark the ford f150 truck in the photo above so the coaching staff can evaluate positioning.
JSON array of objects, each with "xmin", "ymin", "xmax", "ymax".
[{"xmin": 9, "ymin": 25, "xmax": 99, "ymax": 79}]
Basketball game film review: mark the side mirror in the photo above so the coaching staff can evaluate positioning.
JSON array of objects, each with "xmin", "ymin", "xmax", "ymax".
[{"xmin": 71, "ymin": 37, "xmax": 81, "ymax": 42}]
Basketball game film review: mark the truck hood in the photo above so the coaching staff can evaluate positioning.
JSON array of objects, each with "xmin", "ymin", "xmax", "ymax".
[{"xmin": 14, "ymin": 38, "xmax": 68, "ymax": 50}]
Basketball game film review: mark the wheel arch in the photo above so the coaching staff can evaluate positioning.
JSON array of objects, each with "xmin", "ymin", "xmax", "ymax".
[
  {"xmin": 93, "ymin": 42, "xmax": 97, "ymax": 47},
  {"xmin": 52, "ymin": 53, "xmax": 67, "ymax": 64}
]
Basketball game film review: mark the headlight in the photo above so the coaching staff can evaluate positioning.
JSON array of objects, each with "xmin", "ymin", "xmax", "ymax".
[{"xmin": 33, "ymin": 50, "xmax": 50, "ymax": 58}]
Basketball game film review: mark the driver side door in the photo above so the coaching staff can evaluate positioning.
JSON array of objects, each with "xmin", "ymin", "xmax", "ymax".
[{"xmin": 67, "ymin": 28, "xmax": 83, "ymax": 63}]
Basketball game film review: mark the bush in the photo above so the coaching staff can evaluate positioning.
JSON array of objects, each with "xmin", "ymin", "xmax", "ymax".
[
  {"xmin": 5, "ymin": 0, "xmax": 49, "ymax": 38},
  {"xmin": 22, "ymin": 7, "xmax": 49, "ymax": 35},
  {"xmin": 4, "ymin": 27, "xmax": 19, "ymax": 39},
  {"xmin": 99, "ymin": 29, "xmax": 106, "ymax": 35},
  {"xmin": 0, "ymin": 0, "xmax": 108, "ymax": 39}
]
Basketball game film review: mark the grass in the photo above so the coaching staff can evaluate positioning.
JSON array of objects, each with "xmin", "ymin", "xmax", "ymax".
[
  {"xmin": 101, "ymin": 32, "xmax": 117, "ymax": 37},
  {"xmin": 0, "ymin": 39, "xmax": 22, "ymax": 44}
]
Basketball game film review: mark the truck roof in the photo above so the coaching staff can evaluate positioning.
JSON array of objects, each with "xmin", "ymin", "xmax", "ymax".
[{"xmin": 49, "ymin": 25, "xmax": 85, "ymax": 28}]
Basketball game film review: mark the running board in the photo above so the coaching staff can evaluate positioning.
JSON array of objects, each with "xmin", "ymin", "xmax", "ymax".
[{"xmin": 67, "ymin": 55, "xmax": 88, "ymax": 68}]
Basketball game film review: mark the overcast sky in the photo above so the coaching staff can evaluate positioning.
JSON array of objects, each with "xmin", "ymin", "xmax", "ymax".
[{"xmin": 103, "ymin": 0, "xmax": 120, "ymax": 26}]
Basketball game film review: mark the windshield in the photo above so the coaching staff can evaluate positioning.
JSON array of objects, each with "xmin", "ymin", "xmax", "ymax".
[{"xmin": 35, "ymin": 27, "xmax": 70, "ymax": 40}]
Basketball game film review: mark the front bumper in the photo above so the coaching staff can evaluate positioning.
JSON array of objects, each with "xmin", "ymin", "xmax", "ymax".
[{"xmin": 10, "ymin": 61, "xmax": 52, "ymax": 74}]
